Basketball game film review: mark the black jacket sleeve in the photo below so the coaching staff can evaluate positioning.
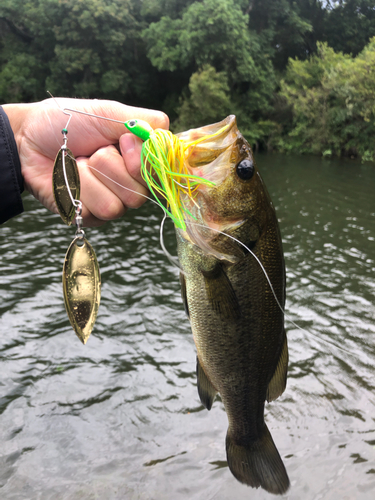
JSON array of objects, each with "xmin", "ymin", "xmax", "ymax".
[{"xmin": 0, "ymin": 106, "xmax": 24, "ymax": 225}]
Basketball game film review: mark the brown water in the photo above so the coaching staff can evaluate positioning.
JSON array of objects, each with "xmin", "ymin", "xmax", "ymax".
[{"xmin": 0, "ymin": 153, "xmax": 375, "ymax": 499}]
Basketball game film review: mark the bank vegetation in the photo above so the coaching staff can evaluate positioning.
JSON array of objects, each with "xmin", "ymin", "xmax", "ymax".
[{"xmin": 0, "ymin": 0, "xmax": 374, "ymax": 160}]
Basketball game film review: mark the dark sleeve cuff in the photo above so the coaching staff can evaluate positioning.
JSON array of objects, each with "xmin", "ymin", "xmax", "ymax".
[{"xmin": 0, "ymin": 106, "xmax": 24, "ymax": 224}]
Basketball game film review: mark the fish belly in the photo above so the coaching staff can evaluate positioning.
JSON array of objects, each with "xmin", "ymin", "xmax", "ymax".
[{"xmin": 178, "ymin": 233, "xmax": 289, "ymax": 494}]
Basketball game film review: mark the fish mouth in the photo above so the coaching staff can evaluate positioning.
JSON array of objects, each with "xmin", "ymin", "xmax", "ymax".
[
  {"xmin": 177, "ymin": 114, "xmax": 241, "ymax": 218},
  {"xmin": 177, "ymin": 115, "xmax": 239, "ymax": 187},
  {"xmin": 176, "ymin": 115, "xmax": 246, "ymax": 261},
  {"xmin": 177, "ymin": 115, "xmax": 237, "ymax": 148}
]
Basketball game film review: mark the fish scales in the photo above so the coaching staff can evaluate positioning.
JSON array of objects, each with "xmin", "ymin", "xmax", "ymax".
[{"xmin": 176, "ymin": 115, "xmax": 289, "ymax": 494}]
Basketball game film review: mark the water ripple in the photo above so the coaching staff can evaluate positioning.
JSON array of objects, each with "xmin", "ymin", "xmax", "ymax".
[{"xmin": 1, "ymin": 156, "xmax": 375, "ymax": 498}]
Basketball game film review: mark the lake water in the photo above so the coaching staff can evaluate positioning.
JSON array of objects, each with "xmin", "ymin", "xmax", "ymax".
[{"xmin": 0, "ymin": 153, "xmax": 375, "ymax": 499}]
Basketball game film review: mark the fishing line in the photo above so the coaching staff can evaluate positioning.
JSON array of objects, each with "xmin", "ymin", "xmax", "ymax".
[
  {"xmin": 47, "ymin": 92, "xmax": 73, "ymax": 129},
  {"xmin": 183, "ymin": 221, "xmax": 353, "ymax": 355},
  {"xmin": 51, "ymin": 98, "xmax": 350, "ymax": 355},
  {"xmin": 77, "ymin": 162, "xmax": 182, "ymax": 270},
  {"xmin": 82, "ymin": 163, "xmax": 351, "ymax": 356},
  {"xmin": 48, "ymin": 97, "xmax": 219, "ymax": 231}
]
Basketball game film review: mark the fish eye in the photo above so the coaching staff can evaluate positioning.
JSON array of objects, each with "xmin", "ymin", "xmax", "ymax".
[
  {"xmin": 236, "ymin": 159, "xmax": 254, "ymax": 181},
  {"xmin": 127, "ymin": 120, "xmax": 136, "ymax": 127}
]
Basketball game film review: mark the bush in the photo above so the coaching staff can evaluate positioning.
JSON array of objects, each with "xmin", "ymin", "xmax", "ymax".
[{"xmin": 278, "ymin": 39, "xmax": 375, "ymax": 160}]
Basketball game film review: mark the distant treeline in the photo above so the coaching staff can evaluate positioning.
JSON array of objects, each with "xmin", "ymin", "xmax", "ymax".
[{"xmin": 1, "ymin": 0, "xmax": 374, "ymax": 160}]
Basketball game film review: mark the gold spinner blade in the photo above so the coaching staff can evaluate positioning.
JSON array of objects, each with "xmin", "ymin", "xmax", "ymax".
[
  {"xmin": 52, "ymin": 148, "xmax": 80, "ymax": 225},
  {"xmin": 62, "ymin": 236, "xmax": 101, "ymax": 344}
]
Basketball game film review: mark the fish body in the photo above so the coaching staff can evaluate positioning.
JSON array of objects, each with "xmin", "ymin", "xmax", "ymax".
[{"xmin": 176, "ymin": 116, "xmax": 289, "ymax": 494}]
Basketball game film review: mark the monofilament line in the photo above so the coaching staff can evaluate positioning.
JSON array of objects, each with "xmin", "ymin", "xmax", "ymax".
[
  {"xmin": 82, "ymin": 163, "xmax": 351, "ymax": 356},
  {"xmin": 80, "ymin": 163, "xmax": 181, "ymax": 269}
]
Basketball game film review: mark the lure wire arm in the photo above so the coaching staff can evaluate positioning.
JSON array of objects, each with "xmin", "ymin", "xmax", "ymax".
[
  {"xmin": 63, "ymin": 107, "xmax": 125, "ymax": 125},
  {"xmin": 60, "ymin": 128, "xmax": 80, "ymax": 212},
  {"xmin": 47, "ymin": 91, "xmax": 74, "ymax": 130}
]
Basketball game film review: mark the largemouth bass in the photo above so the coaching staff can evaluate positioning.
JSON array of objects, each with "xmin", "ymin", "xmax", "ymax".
[{"xmin": 175, "ymin": 116, "xmax": 289, "ymax": 494}]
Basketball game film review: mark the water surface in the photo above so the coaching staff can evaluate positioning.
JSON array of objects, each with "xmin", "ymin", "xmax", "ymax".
[{"xmin": 1, "ymin": 154, "xmax": 375, "ymax": 499}]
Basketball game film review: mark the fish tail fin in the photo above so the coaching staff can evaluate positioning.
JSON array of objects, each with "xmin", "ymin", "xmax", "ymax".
[{"xmin": 226, "ymin": 424, "xmax": 290, "ymax": 495}]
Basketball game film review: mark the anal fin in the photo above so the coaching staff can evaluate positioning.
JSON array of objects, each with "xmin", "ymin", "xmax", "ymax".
[
  {"xmin": 197, "ymin": 356, "xmax": 217, "ymax": 411},
  {"xmin": 267, "ymin": 329, "xmax": 288, "ymax": 402}
]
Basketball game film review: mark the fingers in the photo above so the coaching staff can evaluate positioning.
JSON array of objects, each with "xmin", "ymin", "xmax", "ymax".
[
  {"xmin": 88, "ymin": 141, "xmax": 149, "ymax": 206},
  {"xmin": 119, "ymin": 133, "xmax": 147, "ymax": 185},
  {"xmin": 10, "ymin": 97, "xmax": 170, "ymax": 225},
  {"xmin": 50, "ymin": 98, "xmax": 169, "ymax": 157},
  {"xmin": 76, "ymin": 142, "xmax": 150, "ymax": 227},
  {"xmin": 91, "ymin": 100, "xmax": 170, "ymax": 140},
  {"xmin": 77, "ymin": 157, "xmax": 125, "ymax": 227}
]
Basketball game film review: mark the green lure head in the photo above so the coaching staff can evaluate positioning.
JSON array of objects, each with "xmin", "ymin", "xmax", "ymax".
[
  {"xmin": 125, "ymin": 119, "xmax": 217, "ymax": 231},
  {"xmin": 124, "ymin": 119, "xmax": 153, "ymax": 142}
]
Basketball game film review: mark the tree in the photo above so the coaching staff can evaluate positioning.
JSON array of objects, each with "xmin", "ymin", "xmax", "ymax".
[
  {"xmin": 278, "ymin": 38, "xmax": 375, "ymax": 159},
  {"xmin": 246, "ymin": 0, "xmax": 319, "ymax": 70},
  {"xmin": 174, "ymin": 65, "xmax": 232, "ymax": 130},
  {"xmin": 143, "ymin": 0, "xmax": 278, "ymax": 141},
  {"xmin": 143, "ymin": 0, "xmax": 256, "ymax": 83},
  {"xmin": 323, "ymin": 0, "xmax": 375, "ymax": 56},
  {"xmin": 0, "ymin": 0, "xmax": 374, "ymax": 159},
  {"xmin": 0, "ymin": 0, "xmax": 148, "ymax": 103}
]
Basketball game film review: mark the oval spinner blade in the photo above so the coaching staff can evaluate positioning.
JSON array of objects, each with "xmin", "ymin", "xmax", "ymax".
[
  {"xmin": 63, "ymin": 237, "xmax": 101, "ymax": 344},
  {"xmin": 53, "ymin": 148, "xmax": 80, "ymax": 225}
]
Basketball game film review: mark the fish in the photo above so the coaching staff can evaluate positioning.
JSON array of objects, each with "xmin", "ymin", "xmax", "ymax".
[{"xmin": 175, "ymin": 115, "xmax": 290, "ymax": 494}]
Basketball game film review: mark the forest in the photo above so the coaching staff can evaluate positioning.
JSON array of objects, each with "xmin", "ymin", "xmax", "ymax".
[{"xmin": 0, "ymin": 0, "xmax": 374, "ymax": 160}]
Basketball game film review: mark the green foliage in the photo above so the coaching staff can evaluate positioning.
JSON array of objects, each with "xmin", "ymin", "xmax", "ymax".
[
  {"xmin": 46, "ymin": 0, "xmax": 140, "ymax": 99},
  {"xmin": 173, "ymin": 65, "xmax": 232, "ymax": 131},
  {"xmin": 140, "ymin": 0, "xmax": 196, "ymax": 20},
  {"xmin": 0, "ymin": 0, "xmax": 144, "ymax": 101},
  {"xmin": 247, "ymin": 0, "xmax": 315, "ymax": 69},
  {"xmin": 278, "ymin": 39, "xmax": 375, "ymax": 159},
  {"xmin": 0, "ymin": 0, "xmax": 373, "ymax": 161},
  {"xmin": 143, "ymin": 0, "xmax": 255, "ymax": 84},
  {"xmin": 0, "ymin": 51, "xmax": 40, "ymax": 103},
  {"xmin": 323, "ymin": 0, "xmax": 375, "ymax": 56},
  {"xmin": 143, "ymin": 0, "xmax": 278, "ymax": 144}
]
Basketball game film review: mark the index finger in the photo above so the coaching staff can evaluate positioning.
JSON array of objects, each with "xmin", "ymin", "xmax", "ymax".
[{"xmin": 63, "ymin": 99, "xmax": 169, "ymax": 155}]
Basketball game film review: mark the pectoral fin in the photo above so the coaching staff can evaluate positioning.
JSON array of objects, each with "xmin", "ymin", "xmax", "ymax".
[
  {"xmin": 202, "ymin": 264, "xmax": 241, "ymax": 321},
  {"xmin": 179, "ymin": 272, "xmax": 189, "ymax": 318},
  {"xmin": 266, "ymin": 330, "xmax": 288, "ymax": 402},
  {"xmin": 197, "ymin": 356, "xmax": 217, "ymax": 411}
]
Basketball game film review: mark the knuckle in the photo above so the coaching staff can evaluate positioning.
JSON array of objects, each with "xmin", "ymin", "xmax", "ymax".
[
  {"xmin": 100, "ymin": 197, "xmax": 125, "ymax": 221},
  {"xmin": 91, "ymin": 146, "xmax": 117, "ymax": 166}
]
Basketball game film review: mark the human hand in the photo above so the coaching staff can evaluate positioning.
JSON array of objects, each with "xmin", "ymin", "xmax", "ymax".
[{"xmin": 3, "ymin": 98, "xmax": 169, "ymax": 226}]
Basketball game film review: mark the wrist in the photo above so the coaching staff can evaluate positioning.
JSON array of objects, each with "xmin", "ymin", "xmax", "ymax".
[{"xmin": 2, "ymin": 103, "xmax": 31, "ymax": 155}]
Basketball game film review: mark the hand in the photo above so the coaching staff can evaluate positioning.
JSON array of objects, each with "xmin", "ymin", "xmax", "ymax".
[{"xmin": 3, "ymin": 98, "xmax": 169, "ymax": 226}]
